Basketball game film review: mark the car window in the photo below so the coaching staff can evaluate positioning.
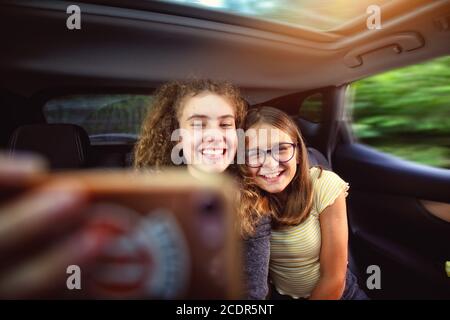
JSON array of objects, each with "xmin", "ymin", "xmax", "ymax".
[
  {"xmin": 350, "ymin": 55, "xmax": 450, "ymax": 169},
  {"xmin": 299, "ymin": 92, "xmax": 323, "ymax": 123},
  {"xmin": 43, "ymin": 94, "xmax": 152, "ymax": 145}
]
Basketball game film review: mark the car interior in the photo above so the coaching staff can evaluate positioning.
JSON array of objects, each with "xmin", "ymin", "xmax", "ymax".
[{"xmin": 0, "ymin": 0, "xmax": 449, "ymax": 299}]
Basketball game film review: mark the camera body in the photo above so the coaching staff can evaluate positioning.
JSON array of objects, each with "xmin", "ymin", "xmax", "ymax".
[{"xmin": 3, "ymin": 169, "xmax": 243, "ymax": 299}]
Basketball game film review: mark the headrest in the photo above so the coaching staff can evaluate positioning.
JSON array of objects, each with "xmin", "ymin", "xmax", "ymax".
[
  {"xmin": 9, "ymin": 124, "xmax": 90, "ymax": 169},
  {"xmin": 307, "ymin": 147, "xmax": 330, "ymax": 170}
]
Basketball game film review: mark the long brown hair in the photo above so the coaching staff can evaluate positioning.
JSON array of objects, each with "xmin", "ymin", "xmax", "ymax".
[
  {"xmin": 133, "ymin": 79, "xmax": 247, "ymax": 169},
  {"xmin": 238, "ymin": 106, "xmax": 319, "ymax": 237}
]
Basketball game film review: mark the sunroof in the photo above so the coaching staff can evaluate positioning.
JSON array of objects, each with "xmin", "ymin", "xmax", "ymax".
[{"xmin": 159, "ymin": 0, "xmax": 394, "ymax": 31}]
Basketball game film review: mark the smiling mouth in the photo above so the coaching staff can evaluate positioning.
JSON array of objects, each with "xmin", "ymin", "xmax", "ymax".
[
  {"xmin": 201, "ymin": 148, "xmax": 226, "ymax": 156},
  {"xmin": 199, "ymin": 147, "xmax": 228, "ymax": 161},
  {"xmin": 259, "ymin": 170, "xmax": 285, "ymax": 181}
]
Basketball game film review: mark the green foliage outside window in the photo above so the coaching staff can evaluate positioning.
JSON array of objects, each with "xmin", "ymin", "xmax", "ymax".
[{"xmin": 351, "ymin": 56, "xmax": 450, "ymax": 168}]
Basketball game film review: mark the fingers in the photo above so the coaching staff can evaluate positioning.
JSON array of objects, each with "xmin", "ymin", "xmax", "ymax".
[
  {"xmin": 0, "ymin": 223, "xmax": 117, "ymax": 299},
  {"xmin": 0, "ymin": 180, "xmax": 88, "ymax": 253},
  {"xmin": 0, "ymin": 152, "xmax": 47, "ymax": 182}
]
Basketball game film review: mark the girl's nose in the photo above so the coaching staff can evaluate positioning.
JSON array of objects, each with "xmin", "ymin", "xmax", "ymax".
[
  {"xmin": 203, "ymin": 129, "xmax": 224, "ymax": 143},
  {"xmin": 262, "ymin": 152, "xmax": 279, "ymax": 169}
]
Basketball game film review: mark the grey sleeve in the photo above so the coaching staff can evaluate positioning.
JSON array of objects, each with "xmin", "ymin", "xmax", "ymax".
[{"xmin": 243, "ymin": 215, "xmax": 271, "ymax": 300}]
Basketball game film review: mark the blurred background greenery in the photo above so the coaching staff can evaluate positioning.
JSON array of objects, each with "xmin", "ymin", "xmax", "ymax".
[{"xmin": 351, "ymin": 56, "xmax": 450, "ymax": 169}]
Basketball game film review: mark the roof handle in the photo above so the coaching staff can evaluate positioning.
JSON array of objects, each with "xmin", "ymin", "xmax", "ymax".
[{"xmin": 343, "ymin": 32, "xmax": 425, "ymax": 68}]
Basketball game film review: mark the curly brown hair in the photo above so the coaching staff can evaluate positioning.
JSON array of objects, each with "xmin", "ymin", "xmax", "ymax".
[
  {"xmin": 133, "ymin": 79, "xmax": 247, "ymax": 169},
  {"xmin": 238, "ymin": 106, "xmax": 320, "ymax": 238}
]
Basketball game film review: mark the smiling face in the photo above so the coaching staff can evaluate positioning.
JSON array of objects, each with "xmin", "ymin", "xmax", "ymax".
[
  {"xmin": 246, "ymin": 123, "xmax": 298, "ymax": 194},
  {"xmin": 178, "ymin": 92, "xmax": 238, "ymax": 175}
]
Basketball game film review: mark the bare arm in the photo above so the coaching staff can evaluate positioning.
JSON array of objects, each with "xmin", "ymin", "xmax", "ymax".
[{"xmin": 309, "ymin": 191, "xmax": 348, "ymax": 300}]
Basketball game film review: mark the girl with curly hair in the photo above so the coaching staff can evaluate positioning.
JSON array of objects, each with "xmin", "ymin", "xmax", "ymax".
[
  {"xmin": 133, "ymin": 79, "xmax": 272, "ymax": 299},
  {"xmin": 134, "ymin": 79, "xmax": 246, "ymax": 174}
]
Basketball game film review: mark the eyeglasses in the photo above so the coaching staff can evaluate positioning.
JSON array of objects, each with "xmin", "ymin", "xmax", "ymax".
[{"xmin": 245, "ymin": 142, "xmax": 297, "ymax": 168}]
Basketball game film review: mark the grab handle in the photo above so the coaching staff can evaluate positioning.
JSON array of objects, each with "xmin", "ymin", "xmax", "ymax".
[{"xmin": 344, "ymin": 32, "xmax": 425, "ymax": 68}]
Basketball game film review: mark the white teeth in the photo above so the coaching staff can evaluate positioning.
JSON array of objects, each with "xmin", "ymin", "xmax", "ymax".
[
  {"xmin": 202, "ymin": 149, "xmax": 224, "ymax": 155},
  {"xmin": 262, "ymin": 172, "xmax": 281, "ymax": 179}
]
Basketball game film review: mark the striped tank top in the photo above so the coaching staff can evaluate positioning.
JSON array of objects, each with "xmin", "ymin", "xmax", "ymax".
[{"xmin": 269, "ymin": 167, "xmax": 349, "ymax": 299}]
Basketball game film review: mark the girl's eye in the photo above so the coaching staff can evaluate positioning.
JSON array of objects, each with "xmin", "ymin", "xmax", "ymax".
[{"xmin": 220, "ymin": 122, "xmax": 234, "ymax": 128}]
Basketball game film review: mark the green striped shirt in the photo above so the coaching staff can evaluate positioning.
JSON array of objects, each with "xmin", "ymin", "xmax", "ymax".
[{"xmin": 270, "ymin": 167, "xmax": 349, "ymax": 299}]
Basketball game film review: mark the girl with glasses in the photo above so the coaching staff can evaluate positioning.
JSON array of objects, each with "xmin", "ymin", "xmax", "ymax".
[{"xmin": 238, "ymin": 106, "xmax": 368, "ymax": 300}]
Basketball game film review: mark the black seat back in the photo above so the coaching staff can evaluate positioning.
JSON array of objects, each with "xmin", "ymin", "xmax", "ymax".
[
  {"xmin": 307, "ymin": 147, "xmax": 330, "ymax": 170},
  {"xmin": 9, "ymin": 124, "xmax": 91, "ymax": 169}
]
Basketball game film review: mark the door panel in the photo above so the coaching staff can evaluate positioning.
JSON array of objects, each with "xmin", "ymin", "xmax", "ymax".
[{"xmin": 333, "ymin": 143, "xmax": 450, "ymax": 299}]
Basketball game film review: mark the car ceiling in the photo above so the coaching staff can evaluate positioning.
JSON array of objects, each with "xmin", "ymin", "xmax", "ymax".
[{"xmin": 0, "ymin": 0, "xmax": 449, "ymax": 104}]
